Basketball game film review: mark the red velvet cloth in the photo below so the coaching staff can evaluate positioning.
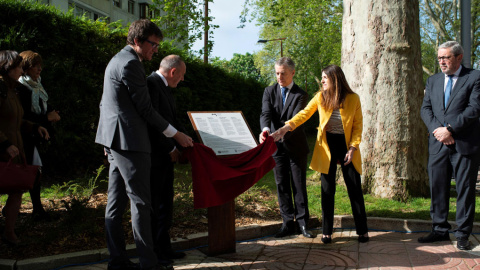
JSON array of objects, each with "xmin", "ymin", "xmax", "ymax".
[{"xmin": 185, "ymin": 135, "xmax": 277, "ymax": 209}]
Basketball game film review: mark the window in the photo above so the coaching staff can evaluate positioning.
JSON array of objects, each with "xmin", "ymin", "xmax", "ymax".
[
  {"xmin": 113, "ymin": 0, "xmax": 121, "ymax": 8},
  {"xmin": 128, "ymin": 0, "xmax": 135, "ymax": 14},
  {"xmin": 139, "ymin": 3, "xmax": 147, "ymax": 18},
  {"xmin": 69, "ymin": 2, "xmax": 108, "ymax": 22}
]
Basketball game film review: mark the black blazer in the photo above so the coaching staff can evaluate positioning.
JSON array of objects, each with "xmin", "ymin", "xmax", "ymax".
[
  {"xmin": 421, "ymin": 66, "xmax": 480, "ymax": 155},
  {"xmin": 147, "ymin": 71, "xmax": 185, "ymax": 155},
  {"xmin": 260, "ymin": 82, "xmax": 309, "ymax": 159}
]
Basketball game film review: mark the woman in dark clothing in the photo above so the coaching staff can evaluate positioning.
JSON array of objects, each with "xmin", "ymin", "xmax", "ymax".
[
  {"xmin": 17, "ymin": 50, "xmax": 60, "ymax": 220},
  {"xmin": 0, "ymin": 50, "xmax": 49, "ymax": 245}
]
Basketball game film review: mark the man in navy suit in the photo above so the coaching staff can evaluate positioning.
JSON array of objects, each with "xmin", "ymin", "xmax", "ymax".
[
  {"xmin": 147, "ymin": 55, "xmax": 187, "ymax": 265},
  {"xmin": 259, "ymin": 57, "xmax": 313, "ymax": 238},
  {"xmin": 96, "ymin": 20, "xmax": 193, "ymax": 270},
  {"xmin": 420, "ymin": 41, "xmax": 480, "ymax": 250}
]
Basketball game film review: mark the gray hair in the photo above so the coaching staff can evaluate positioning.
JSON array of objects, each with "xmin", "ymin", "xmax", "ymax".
[
  {"xmin": 159, "ymin": 55, "xmax": 184, "ymax": 71},
  {"xmin": 274, "ymin": 57, "xmax": 295, "ymax": 71},
  {"xmin": 439, "ymin": 41, "xmax": 464, "ymax": 56}
]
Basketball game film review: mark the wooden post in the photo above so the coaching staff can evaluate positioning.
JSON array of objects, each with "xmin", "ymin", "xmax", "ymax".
[{"xmin": 207, "ymin": 200, "xmax": 236, "ymax": 255}]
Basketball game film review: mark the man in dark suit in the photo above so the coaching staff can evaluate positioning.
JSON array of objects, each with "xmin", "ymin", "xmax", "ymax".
[
  {"xmin": 147, "ymin": 55, "xmax": 187, "ymax": 264},
  {"xmin": 259, "ymin": 57, "xmax": 313, "ymax": 238},
  {"xmin": 420, "ymin": 41, "xmax": 480, "ymax": 250},
  {"xmin": 95, "ymin": 20, "xmax": 193, "ymax": 270}
]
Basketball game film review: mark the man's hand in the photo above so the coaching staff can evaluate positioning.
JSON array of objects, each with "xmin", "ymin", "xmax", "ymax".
[
  {"xmin": 169, "ymin": 148, "xmax": 181, "ymax": 162},
  {"xmin": 173, "ymin": 131, "xmax": 194, "ymax": 147},
  {"xmin": 6, "ymin": 145, "xmax": 19, "ymax": 158},
  {"xmin": 433, "ymin": 127, "xmax": 455, "ymax": 145},
  {"xmin": 259, "ymin": 130, "xmax": 270, "ymax": 144},
  {"xmin": 38, "ymin": 126, "xmax": 50, "ymax": 140},
  {"xmin": 344, "ymin": 147, "xmax": 356, "ymax": 165}
]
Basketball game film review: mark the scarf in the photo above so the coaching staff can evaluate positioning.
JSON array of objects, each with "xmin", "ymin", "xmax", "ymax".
[{"xmin": 18, "ymin": 75, "xmax": 48, "ymax": 115}]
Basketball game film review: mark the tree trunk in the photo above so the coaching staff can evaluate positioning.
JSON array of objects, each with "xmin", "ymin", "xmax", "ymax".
[{"xmin": 341, "ymin": 0, "xmax": 429, "ymax": 200}]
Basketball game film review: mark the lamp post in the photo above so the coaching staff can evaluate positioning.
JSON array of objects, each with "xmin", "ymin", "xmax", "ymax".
[{"xmin": 257, "ymin": 38, "xmax": 286, "ymax": 57}]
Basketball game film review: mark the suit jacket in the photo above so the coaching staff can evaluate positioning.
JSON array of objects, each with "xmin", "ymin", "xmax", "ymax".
[
  {"xmin": 95, "ymin": 46, "xmax": 169, "ymax": 153},
  {"xmin": 260, "ymin": 82, "xmax": 309, "ymax": 160},
  {"xmin": 287, "ymin": 92, "xmax": 363, "ymax": 174},
  {"xmin": 147, "ymin": 71, "xmax": 185, "ymax": 155},
  {"xmin": 421, "ymin": 66, "xmax": 480, "ymax": 156}
]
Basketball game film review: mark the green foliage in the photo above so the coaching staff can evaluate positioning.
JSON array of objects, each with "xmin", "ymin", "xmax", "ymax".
[
  {"xmin": 151, "ymin": 0, "xmax": 219, "ymax": 57},
  {"xmin": 243, "ymin": 0, "xmax": 342, "ymax": 97},
  {"xmin": 420, "ymin": 0, "xmax": 480, "ymax": 77},
  {"xmin": 211, "ymin": 52, "xmax": 269, "ymax": 85},
  {"xmin": 0, "ymin": 0, "xmax": 267, "ymax": 179},
  {"xmin": 0, "ymin": 0, "xmax": 127, "ymax": 175}
]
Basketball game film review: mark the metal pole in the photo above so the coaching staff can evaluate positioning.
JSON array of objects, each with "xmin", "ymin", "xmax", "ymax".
[
  {"xmin": 460, "ymin": 0, "xmax": 471, "ymax": 68},
  {"xmin": 280, "ymin": 40, "xmax": 283, "ymax": 57},
  {"xmin": 204, "ymin": 0, "xmax": 208, "ymax": 64}
]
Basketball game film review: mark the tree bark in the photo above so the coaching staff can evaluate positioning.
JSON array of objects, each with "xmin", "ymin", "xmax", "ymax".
[{"xmin": 341, "ymin": 0, "xmax": 429, "ymax": 200}]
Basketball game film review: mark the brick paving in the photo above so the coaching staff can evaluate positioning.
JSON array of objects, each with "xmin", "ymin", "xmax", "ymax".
[{"xmin": 60, "ymin": 228, "xmax": 480, "ymax": 270}]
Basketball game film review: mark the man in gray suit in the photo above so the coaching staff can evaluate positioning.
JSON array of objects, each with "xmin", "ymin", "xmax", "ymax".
[
  {"xmin": 95, "ymin": 20, "xmax": 193, "ymax": 270},
  {"xmin": 420, "ymin": 41, "xmax": 480, "ymax": 250}
]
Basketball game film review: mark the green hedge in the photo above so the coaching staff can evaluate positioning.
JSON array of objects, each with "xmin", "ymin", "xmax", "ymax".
[{"xmin": 0, "ymin": 0, "xmax": 267, "ymax": 178}]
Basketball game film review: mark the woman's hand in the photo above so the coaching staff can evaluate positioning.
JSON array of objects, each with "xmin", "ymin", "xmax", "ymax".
[
  {"xmin": 6, "ymin": 145, "xmax": 19, "ymax": 158},
  {"xmin": 344, "ymin": 147, "xmax": 356, "ymax": 165},
  {"xmin": 271, "ymin": 125, "xmax": 292, "ymax": 142},
  {"xmin": 47, "ymin": 110, "xmax": 61, "ymax": 122},
  {"xmin": 38, "ymin": 126, "xmax": 50, "ymax": 140}
]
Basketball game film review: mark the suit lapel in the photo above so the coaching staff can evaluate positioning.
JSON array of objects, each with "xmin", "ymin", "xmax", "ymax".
[{"xmin": 153, "ymin": 72, "xmax": 176, "ymax": 114}]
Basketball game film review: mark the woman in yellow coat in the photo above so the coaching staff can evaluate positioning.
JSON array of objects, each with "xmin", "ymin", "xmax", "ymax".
[{"xmin": 272, "ymin": 65, "xmax": 369, "ymax": 243}]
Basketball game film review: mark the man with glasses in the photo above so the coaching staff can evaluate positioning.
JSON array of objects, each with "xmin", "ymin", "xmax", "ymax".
[
  {"xmin": 420, "ymin": 41, "xmax": 480, "ymax": 250},
  {"xmin": 96, "ymin": 19, "xmax": 193, "ymax": 270}
]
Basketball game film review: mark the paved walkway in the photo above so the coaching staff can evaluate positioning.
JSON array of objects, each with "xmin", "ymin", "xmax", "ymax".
[{"xmin": 57, "ymin": 228, "xmax": 480, "ymax": 270}]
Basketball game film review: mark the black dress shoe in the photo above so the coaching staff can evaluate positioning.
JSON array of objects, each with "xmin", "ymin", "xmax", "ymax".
[
  {"xmin": 321, "ymin": 236, "xmax": 332, "ymax": 244},
  {"xmin": 457, "ymin": 237, "xmax": 471, "ymax": 250},
  {"xmin": 358, "ymin": 235, "xmax": 369, "ymax": 243},
  {"xmin": 274, "ymin": 224, "xmax": 294, "ymax": 238},
  {"xmin": 107, "ymin": 260, "xmax": 139, "ymax": 270},
  {"xmin": 299, "ymin": 226, "xmax": 315, "ymax": 238},
  {"xmin": 418, "ymin": 232, "xmax": 449, "ymax": 243},
  {"xmin": 166, "ymin": 250, "xmax": 186, "ymax": 259}
]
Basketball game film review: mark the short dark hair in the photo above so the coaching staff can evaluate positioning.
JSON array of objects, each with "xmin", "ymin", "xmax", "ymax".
[
  {"xmin": 127, "ymin": 19, "xmax": 163, "ymax": 46},
  {"xmin": 19, "ymin": 50, "xmax": 42, "ymax": 71},
  {"xmin": 275, "ymin": 57, "xmax": 295, "ymax": 71},
  {"xmin": 0, "ymin": 50, "xmax": 22, "ymax": 77},
  {"xmin": 0, "ymin": 50, "xmax": 22, "ymax": 88}
]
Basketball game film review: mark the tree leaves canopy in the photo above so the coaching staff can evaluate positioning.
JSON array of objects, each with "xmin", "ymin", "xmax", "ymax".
[{"xmin": 242, "ymin": 0, "xmax": 342, "ymax": 94}]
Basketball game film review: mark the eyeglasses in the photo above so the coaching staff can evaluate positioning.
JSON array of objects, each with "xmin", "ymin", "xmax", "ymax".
[
  {"xmin": 145, "ymin": 39, "xmax": 159, "ymax": 49},
  {"xmin": 437, "ymin": 55, "xmax": 454, "ymax": 62}
]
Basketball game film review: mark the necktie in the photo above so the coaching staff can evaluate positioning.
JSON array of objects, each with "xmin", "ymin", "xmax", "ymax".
[
  {"xmin": 444, "ymin": 75, "xmax": 454, "ymax": 108},
  {"xmin": 281, "ymin": 87, "xmax": 288, "ymax": 105}
]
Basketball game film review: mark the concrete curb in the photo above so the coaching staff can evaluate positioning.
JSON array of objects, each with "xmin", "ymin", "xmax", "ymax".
[{"xmin": 3, "ymin": 216, "xmax": 480, "ymax": 270}]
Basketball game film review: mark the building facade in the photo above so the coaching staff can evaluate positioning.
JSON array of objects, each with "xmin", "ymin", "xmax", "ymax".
[{"xmin": 38, "ymin": 0, "xmax": 157, "ymax": 26}]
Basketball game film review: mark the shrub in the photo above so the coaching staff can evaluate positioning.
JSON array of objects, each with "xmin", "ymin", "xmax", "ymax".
[{"xmin": 0, "ymin": 0, "xmax": 267, "ymax": 180}]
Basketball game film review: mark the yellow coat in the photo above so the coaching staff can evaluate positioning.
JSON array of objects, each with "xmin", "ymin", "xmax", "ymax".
[{"xmin": 287, "ymin": 91, "xmax": 363, "ymax": 174}]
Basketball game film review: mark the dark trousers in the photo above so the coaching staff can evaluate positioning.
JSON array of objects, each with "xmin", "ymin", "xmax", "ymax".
[
  {"xmin": 273, "ymin": 149, "xmax": 309, "ymax": 227},
  {"xmin": 321, "ymin": 132, "xmax": 368, "ymax": 235},
  {"xmin": 150, "ymin": 153, "xmax": 175, "ymax": 259},
  {"xmin": 428, "ymin": 145, "xmax": 480, "ymax": 238},
  {"xmin": 104, "ymin": 148, "xmax": 157, "ymax": 269}
]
